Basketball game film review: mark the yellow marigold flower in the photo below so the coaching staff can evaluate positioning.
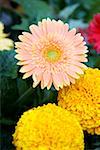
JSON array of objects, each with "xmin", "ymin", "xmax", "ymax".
[
  {"xmin": 15, "ymin": 18, "xmax": 88, "ymax": 90},
  {"xmin": 13, "ymin": 103, "xmax": 84, "ymax": 150},
  {"xmin": 58, "ymin": 68, "xmax": 100, "ymax": 135},
  {"xmin": 0, "ymin": 22, "xmax": 13, "ymax": 50}
]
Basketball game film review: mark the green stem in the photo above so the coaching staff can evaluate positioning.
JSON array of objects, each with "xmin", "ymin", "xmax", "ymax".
[{"xmin": 14, "ymin": 87, "xmax": 33, "ymax": 106}]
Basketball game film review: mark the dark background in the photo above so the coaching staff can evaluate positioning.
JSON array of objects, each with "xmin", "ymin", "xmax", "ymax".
[{"xmin": 0, "ymin": 0, "xmax": 100, "ymax": 149}]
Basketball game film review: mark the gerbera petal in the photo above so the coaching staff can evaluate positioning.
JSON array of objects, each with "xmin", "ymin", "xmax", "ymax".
[
  {"xmin": 38, "ymin": 19, "xmax": 48, "ymax": 36},
  {"xmin": 68, "ymin": 76, "xmax": 76, "ymax": 84},
  {"xmin": 62, "ymin": 73, "xmax": 70, "ymax": 86},
  {"xmin": 70, "ymin": 61, "xmax": 87, "ymax": 69},
  {"xmin": 17, "ymin": 60, "xmax": 33, "ymax": 65},
  {"xmin": 15, "ymin": 49, "xmax": 33, "ymax": 55},
  {"xmin": 52, "ymin": 72, "xmax": 63, "ymax": 90},
  {"xmin": 66, "ymin": 28, "xmax": 76, "ymax": 40},
  {"xmin": 19, "ymin": 64, "xmax": 35, "ymax": 73},
  {"xmin": 47, "ymin": 78, "xmax": 52, "ymax": 90},
  {"xmin": 15, "ymin": 54, "xmax": 32, "ymax": 61},
  {"xmin": 69, "ymin": 65, "xmax": 84, "ymax": 74},
  {"xmin": 74, "ymin": 33, "xmax": 84, "ymax": 45},
  {"xmin": 29, "ymin": 24, "xmax": 43, "ymax": 38},
  {"xmin": 22, "ymin": 70, "xmax": 34, "ymax": 79},
  {"xmin": 18, "ymin": 34, "xmax": 33, "ymax": 43},
  {"xmin": 72, "ymin": 55, "xmax": 88, "ymax": 62},
  {"xmin": 22, "ymin": 32, "xmax": 34, "ymax": 39},
  {"xmin": 43, "ymin": 71, "xmax": 51, "ymax": 88},
  {"xmin": 66, "ymin": 67, "xmax": 80, "ymax": 79},
  {"xmin": 32, "ymin": 68, "xmax": 44, "ymax": 88},
  {"xmin": 15, "ymin": 42, "xmax": 32, "ymax": 51},
  {"xmin": 33, "ymin": 74, "xmax": 41, "ymax": 88}
]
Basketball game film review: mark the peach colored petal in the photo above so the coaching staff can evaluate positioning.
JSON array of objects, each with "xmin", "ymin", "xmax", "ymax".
[
  {"xmin": 22, "ymin": 70, "xmax": 34, "ymax": 79},
  {"xmin": 17, "ymin": 60, "xmax": 33, "ymax": 65},
  {"xmin": 62, "ymin": 72, "xmax": 70, "ymax": 86},
  {"xmin": 32, "ymin": 68, "xmax": 44, "ymax": 88},
  {"xmin": 66, "ymin": 67, "xmax": 80, "ymax": 79},
  {"xmin": 22, "ymin": 32, "xmax": 34, "ymax": 39},
  {"xmin": 68, "ymin": 76, "xmax": 76, "ymax": 84},
  {"xmin": 43, "ymin": 71, "xmax": 51, "ymax": 88},
  {"xmin": 39, "ymin": 19, "xmax": 48, "ymax": 35},
  {"xmin": 69, "ymin": 65, "xmax": 84, "ymax": 74},
  {"xmin": 18, "ymin": 34, "xmax": 33, "ymax": 43},
  {"xmin": 47, "ymin": 77, "xmax": 52, "ymax": 90},
  {"xmin": 52, "ymin": 72, "xmax": 63, "ymax": 89},
  {"xmin": 29, "ymin": 24, "xmax": 43, "ymax": 38},
  {"xmin": 63, "ymin": 29, "xmax": 76, "ymax": 43},
  {"xmin": 41, "ymin": 80, "xmax": 45, "ymax": 89},
  {"xmin": 68, "ymin": 61, "xmax": 87, "ymax": 69},
  {"xmin": 43, "ymin": 19, "xmax": 64, "ymax": 34},
  {"xmin": 72, "ymin": 55, "xmax": 88, "ymax": 62},
  {"xmin": 15, "ymin": 42, "xmax": 32, "ymax": 50},
  {"xmin": 19, "ymin": 64, "xmax": 35, "ymax": 73},
  {"xmin": 33, "ymin": 74, "xmax": 41, "ymax": 88},
  {"xmin": 74, "ymin": 34, "xmax": 84, "ymax": 44},
  {"xmin": 15, "ymin": 49, "xmax": 33, "ymax": 56},
  {"xmin": 52, "ymin": 80, "xmax": 59, "ymax": 90},
  {"xmin": 15, "ymin": 54, "xmax": 32, "ymax": 61}
]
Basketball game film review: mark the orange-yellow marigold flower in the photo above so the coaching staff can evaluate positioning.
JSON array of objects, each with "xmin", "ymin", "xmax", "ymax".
[
  {"xmin": 58, "ymin": 68, "xmax": 100, "ymax": 135},
  {"xmin": 15, "ymin": 18, "xmax": 88, "ymax": 90},
  {"xmin": 13, "ymin": 103, "xmax": 84, "ymax": 150}
]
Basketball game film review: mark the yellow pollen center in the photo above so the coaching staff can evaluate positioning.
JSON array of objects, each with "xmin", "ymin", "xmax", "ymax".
[{"xmin": 44, "ymin": 47, "xmax": 61, "ymax": 63}]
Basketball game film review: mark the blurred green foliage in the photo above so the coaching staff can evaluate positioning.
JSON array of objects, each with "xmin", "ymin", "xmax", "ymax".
[
  {"xmin": 0, "ymin": 0, "xmax": 100, "ymax": 149},
  {"xmin": 0, "ymin": 50, "xmax": 18, "ymax": 78}
]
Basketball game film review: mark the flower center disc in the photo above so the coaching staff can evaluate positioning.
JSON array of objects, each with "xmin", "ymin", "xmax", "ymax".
[{"xmin": 44, "ymin": 48, "xmax": 61, "ymax": 63}]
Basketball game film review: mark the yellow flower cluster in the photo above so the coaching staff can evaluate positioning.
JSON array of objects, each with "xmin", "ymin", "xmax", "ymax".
[
  {"xmin": 58, "ymin": 68, "xmax": 100, "ymax": 135},
  {"xmin": 0, "ymin": 22, "xmax": 13, "ymax": 50},
  {"xmin": 13, "ymin": 103, "xmax": 84, "ymax": 150}
]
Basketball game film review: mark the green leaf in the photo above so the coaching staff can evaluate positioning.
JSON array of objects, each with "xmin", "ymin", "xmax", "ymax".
[
  {"xmin": 85, "ymin": 55, "xmax": 100, "ymax": 68},
  {"xmin": 41, "ymin": 88, "xmax": 58, "ymax": 105},
  {"xmin": 17, "ymin": 78, "xmax": 29, "ymax": 96},
  {"xmin": 14, "ymin": 87, "xmax": 34, "ymax": 106},
  {"xmin": 69, "ymin": 19, "xmax": 88, "ymax": 29},
  {"xmin": 13, "ymin": 0, "xmax": 54, "ymax": 22},
  {"xmin": 59, "ymin": 4, "xmax": 79, "ymax": 20},
  {"xmin": 94, "ymin": 56, "xmax": 100, "ymax": 69},
  {"xmin": 80, "ymin": 0, "xmax": 100, "ymax": 21},
  {"xmin": 81, "ymin": 0, "xmax": 100, "ymax": 10},
  {"xmin": 0, "ymin": 77, "xmax": 18, "ymax": 117},
  {"xmin": 12, "ymin": 17, "xmax": 29, "ymax": 31},
  {"xmin": 0, "ymin": 50, "xmax": 18, "ymax": 79}
]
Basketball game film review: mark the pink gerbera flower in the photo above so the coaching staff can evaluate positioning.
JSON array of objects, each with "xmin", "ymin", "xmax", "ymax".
[{"xmin": 15, "ymin": 18, "xmax": 88, "ymax": 90}]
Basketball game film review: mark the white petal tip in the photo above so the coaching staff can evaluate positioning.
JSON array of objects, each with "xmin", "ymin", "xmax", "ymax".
[
  {"xmin": 47, "ymin": 18, "xmax": 51, "ymax": 21},
  {"xmin": 15, "ymin": 55, "xmax": 18, "ymax": 59},
  {"xmin": 22, "ymin": 76, "xmax": 26, "ymax": 79},
  {"xmin": 19, "ymin": 68, "xmax": 24, "ymax": 73},
  {"xmin": 17, "ymin": 62, "xmax": 21, "ymax": 65}
]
